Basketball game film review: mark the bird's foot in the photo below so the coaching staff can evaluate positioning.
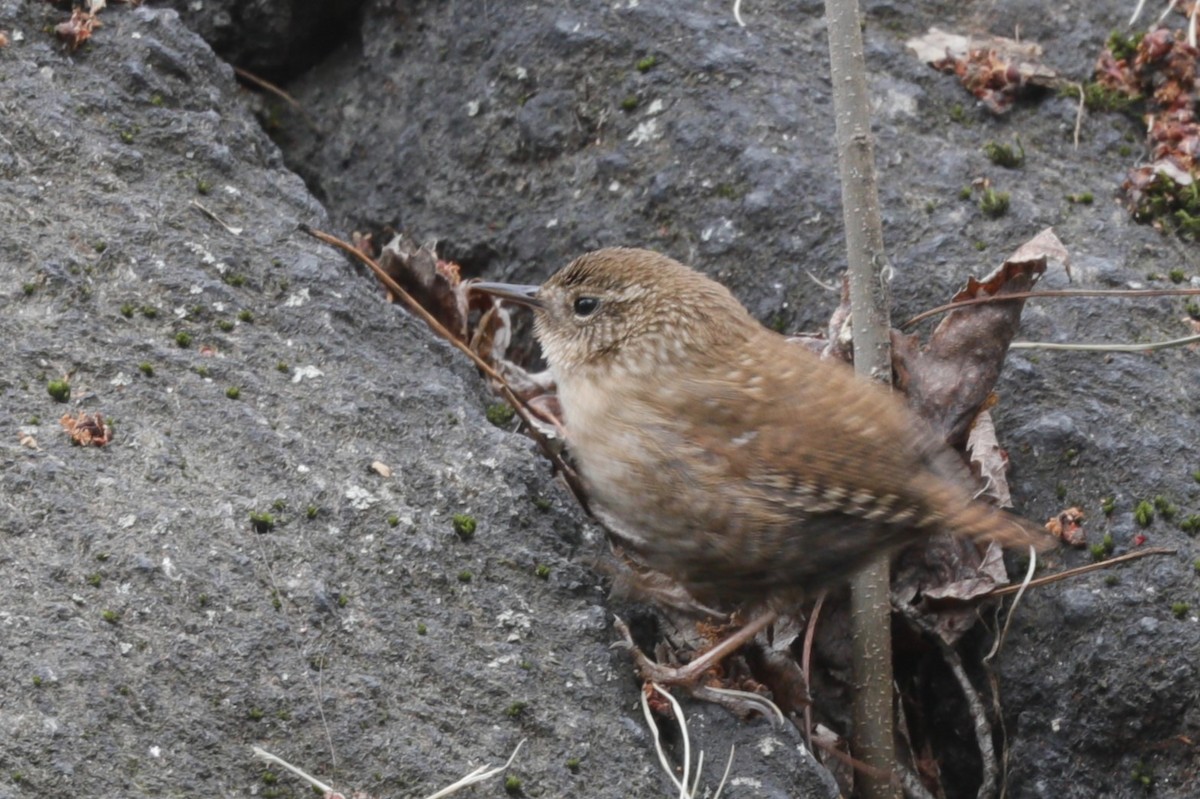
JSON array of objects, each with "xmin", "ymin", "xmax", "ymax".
[{"xmin": 611, "ymin": 615, "xmax": 784, "ymax": 722}]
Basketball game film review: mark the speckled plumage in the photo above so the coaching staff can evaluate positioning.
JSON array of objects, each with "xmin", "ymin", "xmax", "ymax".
[{"xmin": 499, "ymin": 248, "xmax": 1043, "ymax": 606}]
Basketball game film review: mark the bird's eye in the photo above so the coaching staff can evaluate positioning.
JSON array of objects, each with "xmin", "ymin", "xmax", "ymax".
[{"xmin": 573, "ymin": 296, "xmax": 600, "ymax": 317}]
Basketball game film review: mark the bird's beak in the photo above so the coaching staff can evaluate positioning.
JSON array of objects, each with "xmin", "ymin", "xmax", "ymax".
[{"xmin": 470, "ymin": 280, "xmax": 543, "ymax": 309}]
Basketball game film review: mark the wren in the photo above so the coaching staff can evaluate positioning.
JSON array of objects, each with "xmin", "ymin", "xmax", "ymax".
[{"xmin": 474, "ymin": 248, "xmax": 1045, "ymax": 611}]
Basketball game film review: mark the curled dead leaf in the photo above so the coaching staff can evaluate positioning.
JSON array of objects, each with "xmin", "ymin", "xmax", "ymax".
[
  {"xmin": 56, "ymin": 8, "xmax": 101, "ymax": 52},
  {"xmin": 60, "ymin": 412, "xmax": 112, "ymax": 447},
  {"xmin": 966, "ymin": 408, "xmax": 1012, "ymax": 508},
  {"xmin": 895, "ymin": 228, "xmax": 1062, "ymax": 447},
  {"xmin": 1045, "ymin": 507, "xmax": 1087, "ymax": 547},
  {"xmin": 907, "ymin": 27, "xmax": 1061, "ymax": 113},
  {"xmin": 377, "ymin": 234, "xmax": 470, "ymax": 340}
]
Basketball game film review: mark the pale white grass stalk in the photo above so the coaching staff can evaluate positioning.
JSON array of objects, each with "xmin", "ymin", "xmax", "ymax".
[
  {"xmin": 424, "ymin": 740, "xmax": 525, "ymax": 799},
  {"xmin": 640, "ymin": 684, "xmax": 687, "ymax": 797},
  {"xmin": 655, "ymin": 684, "xmax": 692, "ymax": 799},
  {"xmin": 640, "ymin": 683, "xmax": 740, "ymax": 799},
  {"xmin": 706, "ymin": 686, "xmax": 786, "ymax": 726},
  {"xmin": 251, "ymin": 740, "xmax": 525, "ymax": 799},
  {"xmin": 984, "ymin": 547, "xmax": 1038, "ymax": 664},
  {"xmin": 1158, "ymin": 0, "xmax": 1181, "ymax": 26},
  {"xmin": 1130, "ymin": 0, "xmax": 1182, "ymax": 26},
  {"xmin": 1128, "ymin": 0, "xmax": 1148, "ymax": 26},
  {"xmin": 713, "ymin": 744, "xmax": 737, "ymax": 799},
  {"xmin": 253, "ymin": 747, "xmax": 335, "ymax": 795},
  {"xmin": 1009, "ymin": 333, "xmax": 1200, "ymax": 352},
  {"xmin": 690, "ymin": 751, "xmax": 705, "ymax": 797}
]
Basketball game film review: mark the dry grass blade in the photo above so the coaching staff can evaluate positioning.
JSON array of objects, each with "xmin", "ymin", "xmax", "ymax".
[
  {"xmin": 1009, "ymin": 333, "xmax": 1200, "ymax": 352},
  {"xmin": 703, "ymin": 686, "xmax": 785, "ymax": 725},
  {"xmin": 984, "ymin": 547, "xmax": 1037, "ymax": 664},
  {"xmin": 713, "ymin": 744, "xmax": 736, "ymax": 799},
  {"xmin": 233, "ymin": 66, "xmax": 304, "ymax": 111},
  {"xmin": 640, "ymin": 684, "xmax": 687, "ymax": 797},
  {"xmin": 252, "ymin": 747, "xmax": 336, "ymax": 795},
  {"xmin": 424, "ymin": 739, "xmax": 526, "ymax": 799},
  {"xmin": 902, "ymin": 286, "xmax": 1200, "ymax": 330},
  {"xmin": 653, "ymin": 684, "xmax": 692, "ymax": 799},
  {"xmin": 638, "ymin": 682, "xmax": 738, "ymax": 799},
  {"xmin": 1128, "ymin": 0, "xmax": 1150, "ymax": 26},
  {"xmin": 252, "ymin": 741, "xmax": 525, "ymax": 799},
  {"xmin": 979, "ymin": 546, "xmax": 1176, "ymax": 598},
  {"xmin": 191, "ymin": 200, "xmax": 243, "ymax": 236},
  {"xmin": 801, "ymin": 592, "xmax": 826, "ymax": 750}
]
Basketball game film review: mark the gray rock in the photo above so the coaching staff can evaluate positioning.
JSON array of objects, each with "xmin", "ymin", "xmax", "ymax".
[{"xmin": 6, "ymin": 0, "xmax": 1200, "ymax": 797}]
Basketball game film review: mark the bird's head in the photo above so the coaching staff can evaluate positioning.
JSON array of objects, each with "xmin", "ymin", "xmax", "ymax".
[{"xmin": 473, "ymin": 248, "xmax": 756, "ymax": 380}]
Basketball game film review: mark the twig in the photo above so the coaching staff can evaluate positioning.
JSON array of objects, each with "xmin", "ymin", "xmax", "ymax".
[
  {"xmin": 984, "ymin": 604, "xmax": 1013, "ymax": 799},
  {"xmin": 979, "ymin": 546, "xmax": 1175, "ymax": 598},
  {"xmin": 989, "ymin": 666, "xmax": 1011, "ymax": 799},
  {"xmin": 732, "ymin": 0, "xmax": 745, "ymax": 27},
  {"xmin": 231, "ymin": 67, "xmax": 321, "ymax": 141},
  {"xmin": 300, "ymin": 225, "xmax": 585, "ymax": 501},
  {"xmin": 894, "ymin": 602, "xmax": 998, "ymax": 799},
  {"xmin": 824, "ymin": 0, "xmax": 897, "ymax": 792},
  {"xmin": 806, "ymin": 733, "xmax": 918, "ymax": 796},
  {"xmin": 233, "ymin": 66, "xmax": 303, "ymax": 111},
  {"xmin": 902, "ymin": 286, "xmax": 1200, "ymax": 329},
  {"xmin": 801, "ymin": 592, "xmax": 826, "ymax": 750}
]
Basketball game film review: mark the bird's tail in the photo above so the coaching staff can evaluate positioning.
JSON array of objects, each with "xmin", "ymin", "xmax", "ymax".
[{"xmin": 945, "ymin": 497, "xmax": 1057, "ymax": 552}]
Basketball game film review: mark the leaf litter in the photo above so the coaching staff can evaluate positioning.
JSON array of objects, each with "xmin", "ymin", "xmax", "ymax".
[{"xmin": 914, "ymin": 10, "xmax": 1200, "ymax": 238}]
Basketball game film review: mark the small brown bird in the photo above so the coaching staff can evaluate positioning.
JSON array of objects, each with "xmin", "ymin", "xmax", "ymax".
[{"xmin": 474, "ymin": 248, "xmax": 1044, "ymax": 675}]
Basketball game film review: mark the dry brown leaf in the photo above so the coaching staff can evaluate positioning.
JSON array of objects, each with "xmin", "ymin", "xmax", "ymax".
[
  {"xmin": 1104, "ymin": 26, "xmax": 1200, "ymax": 231},
  {"xmin": 56, "ymin": 8, "xmax": 101, "ymax": 52},
  {"xmin": 907, "ymin": 28, "xmax": 1062, "ymax": 113},
  {"xmin": 894, "ymin": 228, "xmax": 1062, "ymax": 447},
  {"xmin": 966, "ymin": 408, "xmax": 1013, "ymax": 508},
  {"xmin": 469, "ymin": 304, "xmax": 514, "ymax": 365},
  {"xmin": 377, "ymin": 234, "xmax": 468, "ymax": 340},
  {"xmin": 60, "ymin": 412, "xmax": 112, "ymax": 446},
  {"xmin": 1045, "ymin": 506, "xmax": 1087, "ymax": 547}
]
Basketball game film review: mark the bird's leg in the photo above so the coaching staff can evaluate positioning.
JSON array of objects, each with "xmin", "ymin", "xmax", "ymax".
[
  {"xmin": 612, "ymin": 610, "xmax": 779, "ymax": 687},
  {"xmin": 613, "ymin": 611, "xmax": 785, "ymax": 720}
]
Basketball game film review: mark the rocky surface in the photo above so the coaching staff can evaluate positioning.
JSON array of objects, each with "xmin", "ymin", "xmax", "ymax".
[
  {"xmin": 2, "ymin": 0, "xmax": 1199, "ymax": 797},
  {"xmin": 159, "ymin": 0, "xmax": 366, "ymax": 78}
]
